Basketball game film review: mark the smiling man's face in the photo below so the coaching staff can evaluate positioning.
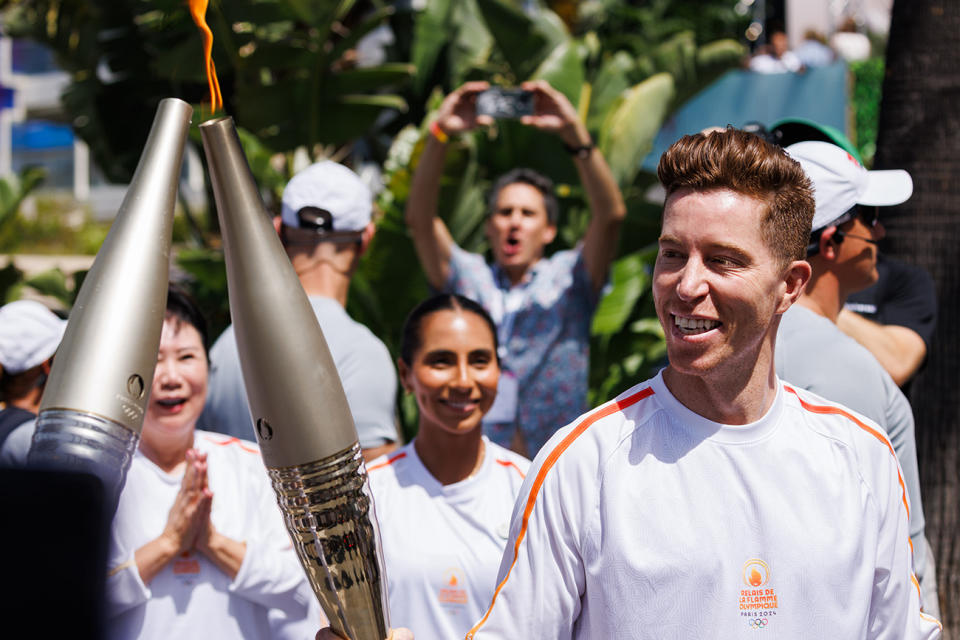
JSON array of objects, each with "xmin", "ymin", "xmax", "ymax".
[{"xmin": 653, "ymin": 187, "xmax": 800, "ymax": 385}]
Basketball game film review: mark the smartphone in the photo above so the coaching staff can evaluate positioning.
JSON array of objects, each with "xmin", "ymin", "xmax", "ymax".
[{"xmin": 476, "ymin": 88, "xmax": 534, "ymax": 119}]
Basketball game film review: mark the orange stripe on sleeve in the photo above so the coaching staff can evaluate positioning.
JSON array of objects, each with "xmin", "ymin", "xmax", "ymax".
[
  {"xmin": 366, "ymin": 451, "xmax": 407, "ymax": 473},
  {"xmin": 495, "ymin": 459, "xmax": 526, "ymax": 479},
  {"xmin": 201, "ymin": 435, "xmax": 259, "ymax": 454},
  {"xmin": 466, "ymin": 386, "xmax": 655, "ymax": 639},
  {"xmin": 784, "ymin": 384, "xmax": 939, "ymax": 625},
  {"xmin": 784, "ymin": 385, "xmax": 909, "ymax": 518}
]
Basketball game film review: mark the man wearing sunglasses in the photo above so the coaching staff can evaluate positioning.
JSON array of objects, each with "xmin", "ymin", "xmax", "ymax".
[{"xmin": 775, "ymin": 141, "xmax": 939, "ymax": 617}]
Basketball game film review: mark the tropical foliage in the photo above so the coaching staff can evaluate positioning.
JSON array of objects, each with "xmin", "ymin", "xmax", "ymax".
[
  {"xmin": 0, "ymin": 166, "xmax": 45, "ymax": 228},
  {"xmin": 364, "ymin": 0, "xmax": 745, "ymax": 413},
  {"xmin": 2, "ymin": 0, "xmax": 749, "ymax": 435}
]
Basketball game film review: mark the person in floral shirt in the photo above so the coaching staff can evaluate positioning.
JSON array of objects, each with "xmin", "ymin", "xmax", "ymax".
[{"xmin": 404, "ymin": 79, "xmax": 626, "ymax": 456}]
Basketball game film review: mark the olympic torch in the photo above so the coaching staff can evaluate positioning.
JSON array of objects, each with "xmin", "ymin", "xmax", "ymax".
[
  {"xmin": 199, "ymin": 116, "xmax": 389, "ymax": 640},
  {"xmin": 27, "ymin": 98, "xmax": 192, "ymax": 512}
]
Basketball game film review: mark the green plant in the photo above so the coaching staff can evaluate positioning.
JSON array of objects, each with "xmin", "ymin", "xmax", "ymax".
[
  {"xmin": 4, "ymin": 0, "xmax": 750, "ymax": 440},
  {"xmin": 850, "ymin": 56, "xmax": 885, "ymax": 168},
  {"xmin": 174, "ymin": 247, "xmax": 231, "ymax": 344},
  {"xmin": 0, "ymin": 192, "xmax": 110, "ymax": 255},
  {"xmin": 2, "ymin": 0, "xmax": 413, "ymax": 181},
  {"xmin": 370, "ymin": 0, "xmax": 746, "ymax": 431},
  {"xmin": 0, "ymin": 166, "xmax": 46, "ymax": 225}
]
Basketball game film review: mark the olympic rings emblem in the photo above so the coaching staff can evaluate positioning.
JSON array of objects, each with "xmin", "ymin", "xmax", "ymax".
[{"xmin": 748, "ymin": 619, "xmax": 769, "ymax": 629}]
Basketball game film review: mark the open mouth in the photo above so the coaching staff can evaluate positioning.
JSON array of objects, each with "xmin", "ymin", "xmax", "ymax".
[
  {"xmin": 502, "ymin": 236, "xmax": 520, "ymax": 256},
  {"xmin": 156, "ymin": 397, "xmax": 187, "ymax": 409},
  {"xmin": 673, "ymin": 315, "xmax": 720, "ymax": 335}
]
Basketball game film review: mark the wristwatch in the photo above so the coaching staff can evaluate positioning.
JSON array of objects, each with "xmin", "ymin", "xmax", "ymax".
[{"xmin": 564, "ymin": 141, "xmax": 595, "ymax": 159}]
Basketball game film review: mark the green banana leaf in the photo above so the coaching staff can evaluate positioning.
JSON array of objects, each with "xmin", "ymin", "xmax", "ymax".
[
  {"xmin": 591, "ymin": 246, "xmax": 656, "ymax": 335},
  {"xmin": 447, "ymin": 0, "xmax": 495, "ymax": 85},
  {"xmin": 599, "ymin": 73, "xmax": 675, "ymax": 188},
  {"xmin": 475, "ymin": 0, "xmax": 551, "ymax": 80},
  {"xmin": 531, "ymin": 39, "xmax": 584, "ymax": 106},
  {"xmin": 286, "ymin": 0, "xmax": 355, "ymax": 33},
  {"xmin": 586, "ymin": 51, "xmax": 635, "ymax": 132},
  {"xmin": 0, "ymin": 167, "xmax": 46, "ymax": 224},
  {"xmin": 410, "ymin": 0, "xmax": 454, "ymax": 94}
]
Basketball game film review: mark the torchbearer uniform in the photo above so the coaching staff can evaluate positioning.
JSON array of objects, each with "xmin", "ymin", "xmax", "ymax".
[
  {"xmin": 106, "ymin": 432, "xmax": 319, "ymax": 640},
  {"xmin": 368, "ymin": 437, "xmax": 529, "ymax": 640},
  {"xmin": 467, "ymin": 371, "xmax": 941, "ymax": 639}
]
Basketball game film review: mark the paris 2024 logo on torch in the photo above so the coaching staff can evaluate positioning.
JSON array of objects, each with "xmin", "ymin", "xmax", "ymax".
[{"xmin": 739, "ymin": 558, "xmax": 778, "ymax": 628}]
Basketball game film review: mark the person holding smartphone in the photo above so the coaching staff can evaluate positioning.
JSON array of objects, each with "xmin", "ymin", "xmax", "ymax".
[{"xmin": 404, "ymin": 79, "xmax": 626, "ymax": 458}]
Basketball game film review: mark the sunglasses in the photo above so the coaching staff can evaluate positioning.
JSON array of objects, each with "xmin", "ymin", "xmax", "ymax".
[
  {"xmin": 807, "ymin": 206, "xmax": 883, "ymax": 255},
  {"xmin": 830, "ymin": 205, "xmax": 880, "ymax": 229},
  {"xmin": 832, "ymin": 206, "xmax": 882, "ymax": 245}
]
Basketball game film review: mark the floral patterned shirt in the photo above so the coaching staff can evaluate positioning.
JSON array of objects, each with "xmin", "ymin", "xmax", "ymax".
[{"xmin": 446, "ymin": 244, "xmax": 598, "ymax": 455}]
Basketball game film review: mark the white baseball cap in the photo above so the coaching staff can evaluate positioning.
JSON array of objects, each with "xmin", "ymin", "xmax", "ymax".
[
  {"xmin": 0, "ymin": 300, "xmax": 67, "ymax": 375},
  {"xmin": 786, "ymin": 141, "xmax": 913, "ymax": 232},
  {"xmin": 280, "ymin": 161, "xmax": 372, "ymax": 237}
]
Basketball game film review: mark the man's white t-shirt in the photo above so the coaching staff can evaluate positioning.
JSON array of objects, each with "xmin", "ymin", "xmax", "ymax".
[
  {"xmin": 468, "ymin": 371, "xmax": 941, "ymax": 639},
  {"xmin": 368, "ymin": 437, "xmax": 529, "ymax": 640}
]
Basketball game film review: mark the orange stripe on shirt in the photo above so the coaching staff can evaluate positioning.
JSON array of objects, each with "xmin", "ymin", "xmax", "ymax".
[
  {"xmin": 495, "ymin": 459, "xmax": 526, "ymax": 479},
  {"xmin": 201, "ymin": 435, "xmax": 259, "ymax": 454},
  {"xmin": 367, "ymin": 451, "xmax": 407, "ymax": 472},
  {"xmin": 783, "ymin": 385, "xmax": 909, "ymax": 519},
  {"xmin": 466, "ymin": 386, "xmax": 655, "ymax": 639},
  {"xmin": 784, "ymin": 384, "xmax": 939, "ymax": 624}
]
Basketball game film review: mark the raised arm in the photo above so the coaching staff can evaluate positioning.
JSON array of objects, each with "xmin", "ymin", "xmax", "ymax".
[
  {"xmin": 520, "ymin": 80, "xmax": 627, "ymax": 292},
  {"xmin": 405, "ymin": 81, "xmax": 491, "ymax": 289}
]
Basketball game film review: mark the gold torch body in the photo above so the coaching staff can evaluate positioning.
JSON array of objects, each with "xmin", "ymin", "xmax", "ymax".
[{"xmin": 199, "ymin": 116, "xmax": 389, "ymax": 640}]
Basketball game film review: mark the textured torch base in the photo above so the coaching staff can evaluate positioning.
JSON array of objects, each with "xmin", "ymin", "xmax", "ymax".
[
  {"xmin": 268, "ymin": 443, "xmax": 389, "ymax": 640},
  {"xmin": 27, "ymin": 409, "xmax": 139, "ymax": 513}
]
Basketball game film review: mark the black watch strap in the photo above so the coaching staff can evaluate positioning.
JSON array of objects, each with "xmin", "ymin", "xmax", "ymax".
[{"xmin": 563, "ymin": 141, "xmax": 595, "ymax": 159}]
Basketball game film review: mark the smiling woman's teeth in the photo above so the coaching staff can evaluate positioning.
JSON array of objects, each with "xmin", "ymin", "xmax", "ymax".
[{"xmin": 674, "ymin": 315, "xmax": 719, "ymax": 335}]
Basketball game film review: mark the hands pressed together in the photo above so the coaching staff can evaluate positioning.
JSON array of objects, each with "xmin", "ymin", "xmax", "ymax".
[
  {"xmin": 161, "ymin": 449, "xmax": 216, "ymax": 555},
  {"xmin": 135, "ymin": 448, "xmax": 247, "ymax": 585}
]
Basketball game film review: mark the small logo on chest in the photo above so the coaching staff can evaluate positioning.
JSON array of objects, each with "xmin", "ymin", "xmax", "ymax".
[{"xmin": 438, "ymin": 568, "xmax": 468, "ymax": 605}]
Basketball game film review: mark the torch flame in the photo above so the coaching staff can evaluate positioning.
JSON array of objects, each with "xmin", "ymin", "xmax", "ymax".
[
  {"xmin": 188, "ymin": 0, "xmax": 223, "ymax": 114},
  {"xmin": 749, "ymin": 568, "xmax": 763, "ymax": 587}
]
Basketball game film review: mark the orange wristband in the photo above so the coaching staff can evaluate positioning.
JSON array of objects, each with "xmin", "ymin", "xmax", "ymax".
[{"xmin": 429, "ymin": 120, "xmax": 449, "ymax": 144}]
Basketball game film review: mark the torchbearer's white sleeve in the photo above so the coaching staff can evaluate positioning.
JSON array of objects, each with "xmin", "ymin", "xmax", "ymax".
[
  {"xmin": 467, "ymin": 392, "xmax": 645, "ymax": 640},
  {"xmin": 860, "ymin": 421, "xmax": 941, "ymax": 638},
  {"xmin": 104, "ymin": 539, "xmax": 151, "ymax": 618}
]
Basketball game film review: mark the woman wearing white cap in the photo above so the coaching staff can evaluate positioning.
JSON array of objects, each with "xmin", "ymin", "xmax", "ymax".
[{"xmin": 0, "ymin": 300, "xmax": 66, "ymax": 454}]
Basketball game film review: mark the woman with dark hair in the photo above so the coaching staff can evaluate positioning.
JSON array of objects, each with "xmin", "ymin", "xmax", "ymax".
[
  {"xmin": 364, "ymin": 293, "xmax": 529, "ymax": 640},
  {"xmin": 106, "ymin": 283, "xmax": 321, "ymax": 640}
]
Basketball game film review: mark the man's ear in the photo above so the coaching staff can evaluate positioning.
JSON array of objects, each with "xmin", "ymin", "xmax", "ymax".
[
  {"xmin": 359, "ymin": 222, "xmax": 376, "ymax": 256},
  {"xmin": 272, "ymin": 216, "xmax": 283, "ymax": 236},
  {"xmin": 818, "ymin": 226, "xmax": 840, "ymax": 260},
  {"xmin": 777, "ymin": 259, "xmax": 813, "ymax": 314},
  {"xmin": 542, "ymin": 223, "xmax": 558, "ymax": 246}
]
